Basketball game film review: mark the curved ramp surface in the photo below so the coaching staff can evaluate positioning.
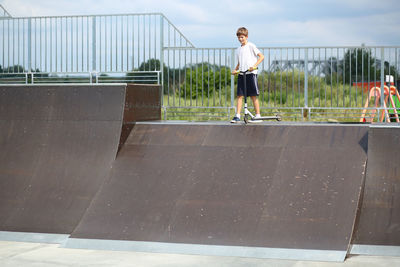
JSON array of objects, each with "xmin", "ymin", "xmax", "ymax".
[
  {"xmin": 0, "ymin": 84, "xmax": 126, "ymax": 234},
  {"xmin": 352, "ymin": 126, "xmax": 400, "ymax": 254},
  {"xmin": 68, "ymin": 123, "xmax": 369, "ymax": 261}
]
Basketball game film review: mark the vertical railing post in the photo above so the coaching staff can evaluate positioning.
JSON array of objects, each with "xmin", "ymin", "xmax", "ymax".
[
  {"xmin": 91, "ymin": 16, "xmax": 96, "ymax": 82},
  {"xmin": 304, "ymin": 48, "xmax": 309, "ymax": 119},
  {"xmin": 304, "ymin": 48, "xmax": 309, "ymax": 107},
  {"xmin": 160, "ymin": 15, "xmax": 164, "ymax": 117},
  {"xmin": 27, "ymin": 18, "xmax": 32, "ymax": 76},
  {"xmin": 230, "ymin": 48, "xmax": 235, "ymax": 111},
  {"xmin": 380, "ymin": 47, "xmax": 385, "ymax": 120}
]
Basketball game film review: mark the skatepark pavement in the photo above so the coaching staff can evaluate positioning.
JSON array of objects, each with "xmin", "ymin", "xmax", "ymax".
[{"xmin": 1, "ymin": 240, "xmax": 400, "ymax": 267}]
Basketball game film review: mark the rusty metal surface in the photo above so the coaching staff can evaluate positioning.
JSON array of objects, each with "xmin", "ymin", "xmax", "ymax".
[
  {"xmin": 0, "ymin": 84, "xmax": 125, "ymax": 234},
  {"xmin": 71, "ymin": 124, "xmax": 368, "ymax": 251},
  {"xmin": 118, "ymin": 84, "xmax": 161, "ymax": 152},
  {"xmin": 123, "ymin": 84, "xmax": 161, "ymax": 122},
  {"xmin": 0, "ymin": 85, "xmax": 126, "ymax": 121},
  {"xmin": 353, "ymin": 127, "xmax": 400, "ymax": 246}
]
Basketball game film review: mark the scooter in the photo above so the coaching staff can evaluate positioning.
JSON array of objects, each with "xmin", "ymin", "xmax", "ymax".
[{"xmin": 235, "ymin": 68, "xmax": 282, "ymax": 124}]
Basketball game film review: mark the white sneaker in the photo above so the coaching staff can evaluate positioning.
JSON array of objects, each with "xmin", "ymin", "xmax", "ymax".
[
  {"xmin": 230, "ymin": 116, "xmax": 241, "ymax": 123},
  {"xmin": 249, "ymin": 116, "xmax": 262, "ymax": 123}
]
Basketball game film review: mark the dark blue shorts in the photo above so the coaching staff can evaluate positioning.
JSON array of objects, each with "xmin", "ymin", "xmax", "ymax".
[{"xmin": 237, "ymin": 73, "xmax": 259, "ymax": 97}]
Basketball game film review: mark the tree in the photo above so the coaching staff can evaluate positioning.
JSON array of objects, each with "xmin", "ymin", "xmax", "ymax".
[
  {"xmin": 343, "ymin": 48, "xmax": 378, "ymax": 84},
  {"xmin": 0, "ymin": 65, "xmax": 28, "ymax": 81},
  {"xmin": 179, "ymin": 63, "xmax": 231, "ymax": 99},
  {"xmin": 324, "ymin": 48, "xmax": 399, "ymax": 85},
  {"xmin": 0, "ymin": 65, "xmax": 25, "ymax": 73},
  {"xmin": 127, "ymin": 59, "xmax": 171, "ymax": 90}
]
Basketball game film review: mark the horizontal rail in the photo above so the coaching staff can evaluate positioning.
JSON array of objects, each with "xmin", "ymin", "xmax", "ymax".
[
  {"xmin": 163, "ymin": 46, "xmax": 400, "ymax": 50},
  {"xmin": 2, "ymin": 12, "xmax": 164, "ymax": 19}
]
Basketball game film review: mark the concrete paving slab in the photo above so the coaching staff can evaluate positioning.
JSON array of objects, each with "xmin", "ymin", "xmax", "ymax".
[{"xmin": 1, "ymin": 241, "xmax": 400, "ymax": 267}]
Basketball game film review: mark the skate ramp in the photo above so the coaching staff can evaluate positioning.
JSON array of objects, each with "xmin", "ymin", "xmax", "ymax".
[
  {"xmin": 0, "ymin": 84, "xmax": 126, "ymax": 234},
  {"xmin": 2, "ymin": 83, "xmax": 397, "ymax": 261},
  {"xmin": 67, "ymin": 123, "xmax": 369, "ymax": 261},
  {"xmin": 351, "ymin": 126, "xmax": 400, "ymax": 256}
]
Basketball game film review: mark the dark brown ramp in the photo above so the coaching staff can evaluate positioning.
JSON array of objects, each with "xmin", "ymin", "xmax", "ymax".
[
  {"xmin": 0, "ymin": 84, "xmax": 125, "ymax": 234},
  {"xmin": 68, "ymin": 123, "xmax": 368, "ymax": 261},
  {"xmin": 123, "ymin": 84, "xmax": 161, "ymax": 122},
  {"xmin": 352, "ymin": 126, "xmax": 400, "ymax": 255},
  {"xmin": 119, "ymin": 84, "xmax": 161, "ymax": 152}
]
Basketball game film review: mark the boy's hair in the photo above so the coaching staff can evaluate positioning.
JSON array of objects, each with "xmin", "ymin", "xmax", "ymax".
[{"xmin": 236, "ymin": 27, "xmax": 248, "ymax": 37}]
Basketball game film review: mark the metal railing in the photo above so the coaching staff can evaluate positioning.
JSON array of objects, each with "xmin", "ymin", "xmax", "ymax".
[
  {"xmin": 0, "ymin": 5, "xmax": 11, "ymax": 18},
  {"xmin": 1, "ymin": 8, "xmax": 399, "ymax": 121},
  {"xmin": 162, "ymin": 46, "xmax": 400, "ymax": 121},
  {"xmin": 0, "ymin": 13, "xmax": 193, "ymax": 84}
]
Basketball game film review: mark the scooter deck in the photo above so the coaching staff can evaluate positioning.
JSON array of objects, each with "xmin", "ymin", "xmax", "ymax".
[
  {"xmin": 253, "ymin": 116, "xmax": 281, "ymax": 120},
  {"xmin": 244, "ymin": 114, "xmax": 282, "ymax": 123}
]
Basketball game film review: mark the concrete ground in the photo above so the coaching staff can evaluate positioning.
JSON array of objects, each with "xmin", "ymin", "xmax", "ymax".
[{"xmin": 1, "ymin": 241, "xmax": 399, "ymax": 267}]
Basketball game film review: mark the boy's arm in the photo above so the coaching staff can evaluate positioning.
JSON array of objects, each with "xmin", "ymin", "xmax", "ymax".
[
  {"xmin": 249, "ymin": 52, "xmax": 264, "ymax": 71},
  {"xmin": 232, "ymin": 62, "xmax": 240, "ymax": 75}
]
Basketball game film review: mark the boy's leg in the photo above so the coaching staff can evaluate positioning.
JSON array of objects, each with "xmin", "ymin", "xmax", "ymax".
[
  {"xmin": 231, "ymin": 96, "xmax": 243, "ymax": 123},
  {"xmin": 246, "ymin": 74, "xmax": 261, "ymax": 117},
  {"xmin": 232, "ymin": 75, "xmax": 244, "ymax": 123},
  {"xmin": 236, "ymin": 95, "xmax": 244, "ymax": 116},
  {"xmin": 250, "ymin": 96, "xmax": 260, "ymax": 116},
  {"xmin": 248, "ymin": 96, "xmax": 262, "ymax": 123}
]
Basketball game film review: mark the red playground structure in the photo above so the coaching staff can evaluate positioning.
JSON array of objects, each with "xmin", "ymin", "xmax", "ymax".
[{"xmin": 359, "ymin": 81, "xmax": 400, "ymax": 123}]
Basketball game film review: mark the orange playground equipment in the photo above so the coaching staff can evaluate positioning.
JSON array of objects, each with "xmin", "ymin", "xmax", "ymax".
[{"xmin": 360, "ymin": 84, "xmax": 400, "ymax": 122}]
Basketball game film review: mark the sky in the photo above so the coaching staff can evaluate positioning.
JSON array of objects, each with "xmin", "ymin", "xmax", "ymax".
[{"xmin": 1, "ymin": 0, "xmax": 399, "ymax": 48}]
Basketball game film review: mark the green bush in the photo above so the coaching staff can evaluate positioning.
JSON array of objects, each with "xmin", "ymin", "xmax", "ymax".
[{"xmin": 178, "ymin": 63, "xmax": 231, "ymax": 99}]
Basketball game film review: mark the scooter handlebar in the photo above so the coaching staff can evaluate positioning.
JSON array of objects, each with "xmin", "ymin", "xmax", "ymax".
[{"xmin": 232, "ymin": 67, "xmax": 258, "ymax": 75}]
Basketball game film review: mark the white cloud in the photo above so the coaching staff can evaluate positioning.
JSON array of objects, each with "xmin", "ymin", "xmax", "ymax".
[{"xmin": 335, "ymin": 0, "xmax": 398, "ymax": 10}]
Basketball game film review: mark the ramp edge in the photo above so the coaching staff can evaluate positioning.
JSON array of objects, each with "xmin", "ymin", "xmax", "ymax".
[
  {"xmin": 64, "ymin": 238, "xmax": 346, "ymax": 262},
  {"xmin": 350, "ymin": 244, "xmax": 400, "ymax": 257},
  {"xmin": 0, "ymin": 231, "xmax": 69, "ymax": 245},
  {"xmin": 0, "ymin": 83, "xmax": 127, "ymax": 87},
  {"xmin": 133, "ymin": 121, "xmax": 373, "ymax": 127}
]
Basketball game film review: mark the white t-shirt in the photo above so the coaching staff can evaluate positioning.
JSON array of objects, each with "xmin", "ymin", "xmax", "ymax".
[{"xmin": 236, "ymin": 42, "xmax": 261, "ymax": 74}]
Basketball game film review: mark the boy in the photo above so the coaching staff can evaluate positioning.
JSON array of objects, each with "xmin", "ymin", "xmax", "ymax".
[{"xmin": 231, "ymin": 27, "xmax": 264, "ymax": 123}]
